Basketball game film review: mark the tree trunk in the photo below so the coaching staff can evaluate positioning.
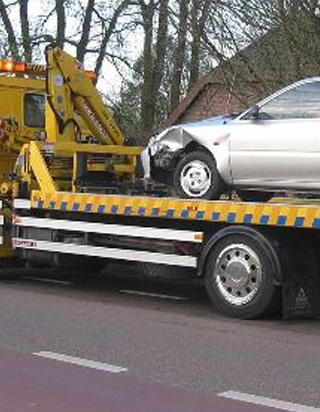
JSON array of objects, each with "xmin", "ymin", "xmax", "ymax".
[
  {"xmin": 152, "ymin": 0, "xmax": 169, "ymax": 97},
  {"xmin": 76, "ymin": 0, "xmax": 95, "ymax": 63},
  {"xmin": 94, "ymin": 0, "xmax": 131, "ymax": 80},
  {"xmin": 0, "ymin": 0, "xmax": 19, "ymax": 58},
  {"xmin": 19, "ymin": 0, "xmax": 31, "ymax": 62},
  {"xmin": 188, "ymin": 0, "xmax": 210, "ymax": 90},
  {"xmin": 55, "ymin": 0, "xmax": 66, "ymax": 49},
  {"xmin": 170, "ymin": 0, "xmax": 190, "ymax": 111},
  {"xmin": 140, "ymin": 0, "xmax": 155, "ymax": 136}
]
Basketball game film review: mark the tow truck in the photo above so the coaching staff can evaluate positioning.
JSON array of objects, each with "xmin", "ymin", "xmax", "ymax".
[{"xmin": 0, "ymin": 45, "xmax": 318, "ymax": 319}]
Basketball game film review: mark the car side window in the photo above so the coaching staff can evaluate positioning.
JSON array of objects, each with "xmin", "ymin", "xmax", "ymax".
[{"xmin": 258, "ymin": 81, "xmax": 320, "ymax": 120}]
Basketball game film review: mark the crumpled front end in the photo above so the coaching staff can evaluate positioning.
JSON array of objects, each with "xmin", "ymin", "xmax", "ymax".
[
  {"xmin": 142, "ymin": 126, "xmax": 194, "ymax": 179},
  {"xmin": 142, "ymin": 115, "xmax": 233, "ymax": 180}
]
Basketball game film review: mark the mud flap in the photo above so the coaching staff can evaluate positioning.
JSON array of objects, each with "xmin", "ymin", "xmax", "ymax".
[
  {"xmin": 282, "ymin": 236, "xmax": 320, "ymax": 319},
  {"xmin": 282, "ymin": 280, "xmax": 320, "ymax": 319},
  {"xmin": 282, "ymin": 237, "xmax": 320, "ymax": 318}
]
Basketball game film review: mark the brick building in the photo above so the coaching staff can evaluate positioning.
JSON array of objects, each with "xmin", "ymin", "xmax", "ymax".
[{"xmin": 165, "ymin": 26, "xmax": 320, "ymax": 127}]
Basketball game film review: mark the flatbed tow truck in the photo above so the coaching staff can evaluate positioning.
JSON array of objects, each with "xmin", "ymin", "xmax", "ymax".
[{"xmin": 0, "ymin": 45, "xmax": 319, "ymax": 319}]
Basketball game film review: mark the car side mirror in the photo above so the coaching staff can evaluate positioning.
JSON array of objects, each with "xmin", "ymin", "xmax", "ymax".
[{"xmin": 247, "ymin": 104, "xmax": 260, "ymax": 120}]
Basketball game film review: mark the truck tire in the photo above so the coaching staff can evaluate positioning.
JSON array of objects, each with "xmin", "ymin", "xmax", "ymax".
[
  {"xmin": 173, "ymin": 151, "xmax": 222, "ymax": 200},
  {"xmin": 204, "ymin": 228, "xmax": 282, "ymax": 319}
]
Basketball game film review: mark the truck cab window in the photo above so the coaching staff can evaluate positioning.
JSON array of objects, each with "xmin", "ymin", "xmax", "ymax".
[{"xmin": 24, "ymin": 93, "xmax": 45, "ymax": 127}]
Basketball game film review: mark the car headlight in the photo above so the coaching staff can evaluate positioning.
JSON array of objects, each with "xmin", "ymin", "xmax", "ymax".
[{"xmin": 149, "ymin": 141, "xmax": 170, "ymax": 156}]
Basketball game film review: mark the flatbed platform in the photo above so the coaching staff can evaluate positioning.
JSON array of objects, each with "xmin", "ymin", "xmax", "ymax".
[{"xmin": 27, "ymin": 190, "xmax": 320, "ymax": 230}]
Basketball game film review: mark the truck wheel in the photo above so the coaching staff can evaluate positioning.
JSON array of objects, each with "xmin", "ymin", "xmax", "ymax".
[
  {"xmin": 204, "ymin": 229, "xmax": 282, "ymax": 319},
  {"xmin": 173, "ymin": 151, "xmax": 222, "ymax": 200}
]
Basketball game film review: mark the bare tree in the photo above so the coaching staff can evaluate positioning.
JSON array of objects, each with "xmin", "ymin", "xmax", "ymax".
[
  {"xmin": 139, "ymin": 0, "xmax": 155, "ymax": 134},
  {"xmin": 76, "ymin": 0, "xmax": 95, "ymax": 63},
  {"xmin": 152, "ymin": 0, "xmax": 169, "ymax": 98},
  {"xmin": 19, "ymin": 0, "xmax": 32, "ymax": 61},
  {"xmin": 188, "ymin": 0, "xmax": 211, "ymax": 90},
  {"xmin": 0, "ymin": 0, "xmax": 19, "ymax": 58},
  {"xmin": 55, "ymin": 0, "xmax": 66, "ymax": 48},
  {"xmin": 94, "ymin": 0, "xmax": 133, "ymax": 79},
  {"xmin": 170, "ymin": 0, "xmax": 190, "ymax": 111}
]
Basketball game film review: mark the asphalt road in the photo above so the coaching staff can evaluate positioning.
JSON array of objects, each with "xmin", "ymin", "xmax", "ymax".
[{"xmin": 1, "ymin": 263, "xmax": 320, "ymax": 411}]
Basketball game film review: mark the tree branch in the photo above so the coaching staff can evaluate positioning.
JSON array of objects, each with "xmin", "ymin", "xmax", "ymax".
[{"xmin": 0, "ymin": 0, "xmax": 19, "ymax": 58}]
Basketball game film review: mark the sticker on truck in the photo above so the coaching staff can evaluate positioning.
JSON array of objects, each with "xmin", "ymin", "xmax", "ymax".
[{"xmin": 13, "ymin": 239, "xmax": 37, "ymax": 248}]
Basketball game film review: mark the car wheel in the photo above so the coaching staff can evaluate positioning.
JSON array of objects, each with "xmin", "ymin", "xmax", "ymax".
[
  {"xmin": 204, "ymin": 228, "xmax": 282, "ymax": 319},
  {"xmin": 237, "ymin": 190, "xmax": 274, "ymax": 203},
  {"xmin": 173, "ymin": 151, "xmax": 222, "ymax": 199}
]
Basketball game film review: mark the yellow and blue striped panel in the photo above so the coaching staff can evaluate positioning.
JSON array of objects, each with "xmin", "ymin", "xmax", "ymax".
[{"xmin": 30, "ymin": 191, "xmax": 320, "ymax": 230}]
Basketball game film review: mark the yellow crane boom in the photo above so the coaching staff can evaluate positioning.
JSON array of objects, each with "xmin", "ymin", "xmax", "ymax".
[{"xmin": 44, "ymin": 46, "xmax": 124, "ymax": 146}]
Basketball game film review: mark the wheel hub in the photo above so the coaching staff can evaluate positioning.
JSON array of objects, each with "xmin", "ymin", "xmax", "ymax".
[
  {"xmin": 227, "ymin": 261, "xmax": 251, "ymax": 287},
  {"xmin": 214, "ymin": 243, "xmax": 262, "ymax": 306},
  {"xmin": 180, "ymin": 160, "xmax": 211, "ymax": 197}
]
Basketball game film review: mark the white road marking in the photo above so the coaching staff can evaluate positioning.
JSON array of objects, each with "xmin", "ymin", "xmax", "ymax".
[
  {"xmin": 33, "ymin": 351, "xmax": 128, "ymax": 373},
  {"xmin": 24, "ymin": 276, "xmax": 73, "ymax": 286},
  {"xmin": 219, "ymin": 391, "xmax": 320, "ymax": 412},
  {"xmin": 119, "ymin": 289, "xmax": 187, "ymax": 301}
]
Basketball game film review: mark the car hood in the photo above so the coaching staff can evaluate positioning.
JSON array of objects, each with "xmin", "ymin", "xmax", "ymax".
[
  {"xmin": 148, "ymin": 114, "xmax": 236, "ymax": 153},
  {"xmin": 181, "ymin": 114, "xmax": 236, "ymax": 128}
]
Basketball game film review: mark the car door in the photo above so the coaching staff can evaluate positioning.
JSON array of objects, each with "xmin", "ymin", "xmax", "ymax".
[{"xmin": 229, "ymin": 78, "xmax": 320, "ymax": 190}]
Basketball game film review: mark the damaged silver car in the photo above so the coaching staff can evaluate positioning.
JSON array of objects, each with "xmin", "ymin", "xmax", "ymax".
[{"xmin": 142, "ymin": 77, "xmax": 320, "ymax": 201}]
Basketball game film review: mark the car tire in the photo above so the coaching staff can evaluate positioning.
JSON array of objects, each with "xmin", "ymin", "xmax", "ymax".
[
  {"xmin": 204, "ymin": 228, "xmax": 282, "ymax": 319},
  {"xmin": 173, "ymin": 151, "xmax": 222, "ymax": 199},
  {"xmin": 237, "ymin": 190, "xmax": 274, "ymax": 203}
]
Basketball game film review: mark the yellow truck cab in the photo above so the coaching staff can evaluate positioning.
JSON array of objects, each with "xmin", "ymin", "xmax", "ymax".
[
  {"xmin": 0, "ymin": 75, "xmax": 45, "ymax": 190},
  {"xmin": 0, "ymin": 76, "xmax": 45, "ymax": 138}
]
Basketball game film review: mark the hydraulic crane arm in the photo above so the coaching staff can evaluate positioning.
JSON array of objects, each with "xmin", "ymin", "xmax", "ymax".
[
  {"xmin": 45, "ymin": 46, "xmax": 124, "ymax": 146},
  {"xmin": 0, "ymin": 46, "xmax": 141, "ymax": 197}
]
